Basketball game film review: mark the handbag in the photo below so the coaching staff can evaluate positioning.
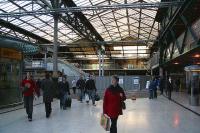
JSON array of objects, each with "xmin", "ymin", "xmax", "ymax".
[
  {"xmin": 22, "ymin": 86, "xmax": 29, "ymax": 93},
  {"xmin": 85, "ymin": 93, "xmax": 89, "ymax": 102},
  {"xmin": 100, "ymin": 114, "xmax": 110, "ymax": 131},
  {"xmin": 122, "ymin": 101, "xmax": 126, "ymax": 110},
  {"xmin": 95, "ymin": 94, "xmax": 100, "ymax": 101}
]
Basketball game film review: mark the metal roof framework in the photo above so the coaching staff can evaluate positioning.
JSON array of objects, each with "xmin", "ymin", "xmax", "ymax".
[
  {"xmin": 0, "ymin": 0, "xmax": 182, "ymax": 60},
  {"xmin": 0, "ymin": 0, "xmax": 82, "ymax": 44}
]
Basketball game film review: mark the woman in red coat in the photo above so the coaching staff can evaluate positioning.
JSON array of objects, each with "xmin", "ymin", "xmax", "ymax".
[
  {"xmin": 103, "ymin": 75, "xmax": 126, "ymax": 133},
  {"xmin": 21, "ymin": 72, "xmax": 39, "ymax": 121}
]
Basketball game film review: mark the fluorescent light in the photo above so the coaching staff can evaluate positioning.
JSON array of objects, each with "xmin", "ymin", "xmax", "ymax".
[
  {"xmin": 113, "ymin": 46, "xmax": 148, "ymax": 51},
  {"xmin": 111, "ymin": 54, "xmax": 147, "ymax": 58},
  {"xmin": 123, "ymin": 46, "xmax": 147, "ymax": 50},
  {"xmin": 121, "ymin": 50, "xmax": 147, "ymax": 54},
  {"xmin": 193, "ymin": 54, "xmax": 200, "ymax": 58},
  {"xmin": 113, "ymin": 46, "xmax": 122, "ymax": 50},
  {"xmin": 174, "ymin": 62, "xmax": 179, "ymax": 65}
]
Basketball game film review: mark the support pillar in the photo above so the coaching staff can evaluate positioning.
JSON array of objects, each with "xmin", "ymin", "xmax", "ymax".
[
  {"xmin": 159, "ymin": 67, "xmax": 164, "ymax": 78},
  {"xmin": 53, "ymin": 14, "xmax": 58, "ymax": 77},
  {"xmin": 44, "ymin": 52, "xmax": 47, "ymax": 69},
  {"xmin": 102, "ymin": 53, "xmax": 104, "ymax": 76},
  {"xmin": 98, "ymin": 50, "xmax": 101, "ymax": 77}
]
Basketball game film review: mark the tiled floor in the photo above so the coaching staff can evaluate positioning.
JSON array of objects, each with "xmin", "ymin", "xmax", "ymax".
[
  {"xmin": 0, "ymin": 96, "xmax": 200, "ymax": 133},
  {"xmin": 171, "ymin": 91, "xmax": 200, "ymax": 114},
  {"xmin": 0, "ymin": 97, "xmax": 43, "ymax": 114}
]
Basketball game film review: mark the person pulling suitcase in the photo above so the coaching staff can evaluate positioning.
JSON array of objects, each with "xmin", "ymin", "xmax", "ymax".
[{"xmin": 60, "ymin": 75, "xmax": 70, "ymax": 109}]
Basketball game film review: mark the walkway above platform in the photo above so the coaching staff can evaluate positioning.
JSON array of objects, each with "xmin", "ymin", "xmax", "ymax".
[{"xmin": 0, "ymin": 96, "xmax": 200, "ymax": 133}]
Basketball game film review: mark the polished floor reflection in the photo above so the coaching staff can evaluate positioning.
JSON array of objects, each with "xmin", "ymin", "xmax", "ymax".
[{"xmin": 0, "ymin": 96, "xmax": 200, "ymax": 133}]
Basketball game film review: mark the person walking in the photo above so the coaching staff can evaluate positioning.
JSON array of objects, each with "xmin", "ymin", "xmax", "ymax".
[
  {"xmin": 41, "ymin": 73, "xmax": 54, "ymax": 118},
  {"xmin": 21, "ymin": 72, "xmax": 39, "ymax": 121},
  {"xmin": 159, "ymin": 77, "xmax": 165, "ymax": 95},
  {"xmin": 149, "ymin": 77, "xmax": 156, "ymax": 99},
  {"xmin": 60, "ymin": 76, "xmax": 70, "ymax": 109},
  {"xmin": 175, "ymin": 78, "xmax": 180, "ymax": 92},
  {"xmin": 103, "ymin": 75, "xmax": 126, "ymax": 133},
  {"xmin": 58, "ymin": 74, "xmax": 63, "ymax": 108},
  {"xmin": 153, "ymin": 77, "xmax": 159, "ymax": 99},
  {"xmin": 85, "ymin": 75, "xmax": 97, "ymax": 106},
  {"xmin": 167, "ymin": 77, "xmax": 173, "ymax": 100},
  {"xmin": 36, "ymin": 78, "xmax": 42, "ymax": 90},
  {"xmin": 72, "ymin": 78, "xmax": 77, "ymax": 94},
  {"xmin": 76, "ymin": 76, "xmax": 86, "ymax": 102}
]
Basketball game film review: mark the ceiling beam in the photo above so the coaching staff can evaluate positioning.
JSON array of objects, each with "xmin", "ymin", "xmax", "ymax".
[
  {"xmin": 62, "ymin": 0, "xmax": 104, "ymax": 42},
  {"xmin": 0, "ymin": 19, "xmax": 51, "ymax": 43}
]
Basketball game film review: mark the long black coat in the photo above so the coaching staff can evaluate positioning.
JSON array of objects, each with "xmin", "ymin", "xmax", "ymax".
[
  {"xmin": 41, "ymin": 79, "xmax": 54, "ymax": 102},
  {"xmin": 76, "ymin": 79, "xmax": 85, "ymax": 90},
  {"xmin": 85, "ymin": 79, "xmax": 96, "ymax": 91},
  {"xmin": 60, "ymin": 81, "xmax": 70, "ymax": 96},
  {"xmin": 167, "ymin": 81, "xmax": 173, "ymax": 92}
]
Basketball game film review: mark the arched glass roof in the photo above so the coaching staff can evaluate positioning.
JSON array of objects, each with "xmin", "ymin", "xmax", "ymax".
[{"xmin": 0, "ymin": 0, "xmax": 162, "ymax": 59}]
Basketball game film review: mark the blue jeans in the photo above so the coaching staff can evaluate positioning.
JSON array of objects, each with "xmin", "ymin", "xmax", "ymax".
[
  {"xmin": 149, "ymin": 90, "xmax": 153, "ymax": 99},
  {"xmin": 88, "ymin": 90, "xmax": 96, "ymax": 104},
  {"xmin": 24, "ymin": 96, "xmax": 33, "ymax": 119},
  {"xmin": 78, "ymin": 89, "xmax": 84, "ymax": 102}
]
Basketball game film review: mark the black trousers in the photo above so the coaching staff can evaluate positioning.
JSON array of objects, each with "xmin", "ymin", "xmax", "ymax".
[
  {"xmin": 72, "ymin": 87, "xmax": 76, "ymax": 94},
  {"xmin": 149, "ymin": 90, "xmax": 153, "ymax": 99},
  {"xmin": 153, "ymin": 89, "xmax": 157, "ymax": 98},
  {"xmin": 160, "ymin": 87, "xmax": 163, "ymax": 95},
  {"xmin": 24, "ymin": 96, "xmax": 33, "ymax": 119},
  {"xmin": 45, "ymin": 102, "xmax": 52, "ymax": 117},
  {"xmin": 110, "ymin": 117, "xmax": 118, "ymax": 133},
  {"xmin": 168, "ymin": 90, "xmax": 171, "ymax": 100}
]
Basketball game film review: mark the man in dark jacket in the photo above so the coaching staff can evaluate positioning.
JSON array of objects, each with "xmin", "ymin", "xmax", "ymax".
[
  {"xmin": 60, "ymin": 76, "xmax": 70, "ymax": 109},
  {"xmin": 41, "ymin": 73, "xmax": 54, "ymax": 118},
  {"xmin": 175, "ymin": 79, "xmax": 180, "ymax": 92},
  {"xmin": 159, "ymin": 77, "xmax": 165, "ymax": 95},
  {"xmin": 85, "ymin": 75, "xmax": 97, "ymax": 106},
  {"xmin": 76, "ymin": 76, "xmax": 85, "ymax": 102},
  {"xmin": 167, "ymin": 77, "xmax": 173, "ymax": 100},
  {"xmin": 149, "ymin": 77, "xmax": 157, "ymax": 99}
]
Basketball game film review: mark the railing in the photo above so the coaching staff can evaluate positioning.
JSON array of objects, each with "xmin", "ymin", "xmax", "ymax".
[{"xmin": 81, "ymin": 63, "xmax": 146, "ymax": 70}]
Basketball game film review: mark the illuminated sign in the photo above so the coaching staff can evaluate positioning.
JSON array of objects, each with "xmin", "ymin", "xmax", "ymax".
[{"xmin": 0, "ymin": 48, "xmax": 22, "ymax": 60}]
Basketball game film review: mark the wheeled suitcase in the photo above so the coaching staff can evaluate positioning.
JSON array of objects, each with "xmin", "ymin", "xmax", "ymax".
[
  {"xmin": 65, "ymin": 98, "xmax": 72, "ymax": 108},
  {"xmin": 63, "ymin": 94, "xmax": 72, "ymax": 109}
]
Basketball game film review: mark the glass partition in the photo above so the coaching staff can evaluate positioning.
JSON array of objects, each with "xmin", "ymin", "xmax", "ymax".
[{"xmin": 0, "ymin": 49, "xmax": 22, "ymax": 107}]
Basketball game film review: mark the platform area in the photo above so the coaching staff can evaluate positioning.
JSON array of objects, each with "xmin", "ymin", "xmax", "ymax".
[{"xmin": 0, "ymin": 96, "xmax": 200, "ymax": 133}]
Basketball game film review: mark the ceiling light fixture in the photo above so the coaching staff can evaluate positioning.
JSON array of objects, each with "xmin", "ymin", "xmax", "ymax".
[{"xmin": 193, "ymin": 54, "xmax": 200, "ymax": 58}]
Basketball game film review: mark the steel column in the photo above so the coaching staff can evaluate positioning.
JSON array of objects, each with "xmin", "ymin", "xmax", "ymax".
[
  {"xmin": 53, "ymin": 0, "xmax": 59, "ymax": 76},
  {"xmin": 98, "ymin": 50, "xmax": 101, "ymax": 77},
  {"xmin": 102, "ymin": 53, "xmax": 104, "ymax": 76}
]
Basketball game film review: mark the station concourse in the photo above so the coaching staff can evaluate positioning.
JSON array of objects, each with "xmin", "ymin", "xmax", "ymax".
[{"xmin": 0, "ymin": 0, "xmax": 200, "ymax": 133}]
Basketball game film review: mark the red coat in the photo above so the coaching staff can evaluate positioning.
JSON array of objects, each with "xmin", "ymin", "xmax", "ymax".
[
  {"xmin": 21, "ymin": 79, "xmax": 39, "ymax": 96},
  {"xmin": 103, "ymin": 85, "xmax": 126, "ymax": 118}
]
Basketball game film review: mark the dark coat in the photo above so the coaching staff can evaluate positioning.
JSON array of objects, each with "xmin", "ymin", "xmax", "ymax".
[
  {"xmin": 85, "ymin": 79, "xmax": 96, "ymax": 91},
  {"xmin": 41, "ymin": 79, "xmax": 54, "ymax": 102},
  {"xmin": 60, "ymin": 81, "xmax": 70, "ymax": 96},
  {"xmin": 103, "ymin": 84, "xmax": 126, "ymax": 118},
  {"xmin": 159, "ymin": 78, "xmax": 165, "ymax": 89},
  {"xmin": 149, "ymin": 80, "xmax": 157, "ymax": 91},
  {"xmin": 76, "ymin": 79, "xmax": 85, "ymax": 90},
  {"xmin": 167, "ymin": 81, "xmax": 173, "ymax": 92}
]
